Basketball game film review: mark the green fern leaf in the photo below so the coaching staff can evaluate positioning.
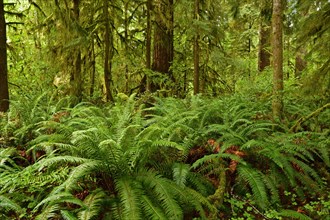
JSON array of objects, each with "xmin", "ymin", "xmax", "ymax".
[
  {"xmin": 35, "ymin": 204, "xmax": 60, "ymax": 220},
  {"xmin": 173, "ymin": 163, "xmax": 190, "ymax": 188},
  {"xmin": 37, "ymin": 156, "xmax": 89, "ymax": 170},
  {"xmin": 152, "ymin": 140, "xmax": 186, "ymax": 152},
  {"xmin": 141, "ymin": 171, "xmax": 183, "ymax": 219},
  {"xmin": 34, "ymin": 192, "xmax": 85, "ymax": 211},
  {"xmin": 0, "ymin": 195, "xmax": 23, "ymax": 213},
  {"xmin": 63, "ymin": 161, "xmax": 100, "ymax": 191},
  {"xmin": 191, "ymin": 153, "xmax": 245, "ymax": 170},
  {"xmin": 61, "ymin": 210, "xmax": 78, "ymax": 220},
  {"xmin": 141, "ymin": 195, "xmax": 167, "ymax": 220},
  {"xmin": 78, "ymin": 189, "xmax": 106, "ymax": 220},
  {"xmin": 277, "ymin": 209, "xmax": 312, "ymax": 220},
  {"xmin": 237, "ymin": 165, "xmax": 269, "ymax": 210},
  {"xmin": 116, "ymin": 178, "xmax": 142, "ymax": 220}
]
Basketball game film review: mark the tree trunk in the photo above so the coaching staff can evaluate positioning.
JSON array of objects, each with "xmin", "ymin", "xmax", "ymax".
[
  {"xmin": 124, "ymin": 0, "xmax": 129, "ymax": 94},
  {"xmin": 146, "ymin": 0, "xmax": 152, "ymax": 92},
  {"xmin": 0, "ymin": 0, "xmax": 9, "ymax": 112},
  {"xmin": 151, "ymin": 0, "xmax": 174, "ymax": 93},
  {"xmin": 90, "ymin": 39, "xmax": 95, "ymax": 98},
  {"xmin": 71, "ymin": 0, "xmax": 83, "ymax": 101},
  {"xmin": 295, "ymin": 47, "xmax": 307, "ymax": 78},
  {"xmin": 193, "ymin": 0, "xmax": 200, "ymax": 95},
  {"xmin": 103, "ymin": 0, "xmax": 114, "ymax": 102},
  {"xmin": 258, "ymin": 24, "xmax": 271, "ymax": 72},
  {"xmin": 258, "ymin": 0, "xmax": 271, "ymax": 72},
  {"xmin": 272, "ymin": 0, "xmax": 284, "ymax": 120}
]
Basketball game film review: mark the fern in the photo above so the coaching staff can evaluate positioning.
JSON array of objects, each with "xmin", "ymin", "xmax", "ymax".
[
  {"xmin": 78, "ymin": 189, "xmax": 106, "ymax": 220},
  {"xmin": 172, "ymin": 163, "xmax": 190, "ymax": 188},
  {"xmin": 237, "ymin": 165, "xmax": 269, "ymax": 210},
  {"xmin": 0, "ymin": 195, "xmax": 23, "ymax": 214},
  {"xmin": 61, "ymin": 210, "xmax": 78, "ymax": 220},
  {"xmin": 191, "ymin": 153, "xmax": 245, "ymax": 170},
  {"xmin": 116, "ymin": 178, "xmax": 142, "ymax": 220},
  {"xmin": 139, "ymin": 171, "xmax": 183, "ymax": 219},
  {"xmin": 277, "ymin": 209, "xmax": 312, "ymax": 220},
  {"xmin": 34, "ymin": 191, "xmax": 85, "ymax": 211},
  {"xmin": 141, "ymin": 195, "xmax": 167, "ymax": 220}
]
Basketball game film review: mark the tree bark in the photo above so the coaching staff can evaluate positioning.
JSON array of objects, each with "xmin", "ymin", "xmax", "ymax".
[
  {"xmin": 124, "ymin": 0, "xmax": 129, "ymax": 94},
  {"xmin": 193, "ymin": 0, "xmax": 200, "ymax": 95},
  {"xmin": 70, "ymin": 0, "xmax": 83, "ymax": 101},
  {"xmin": 0, "ymin": 0, "xmax": 9, "ymax": 112},
  {"xmin": 151, "ymin": 0, "xmax": 174, "ymax": 93},
  {"xmin": 258, "ymin": 0, "xmax": 271, "ymax": 72},
  {"xmin": 258, "ymin": 24, "xmax": 271, "ymax": 72},
  {"xmin": 90, "ymin": 39, "xmax": 95, "ymax": 98},
  {"xmin": 295, "ymin": 47, "xmax": 307, "ymax": 78},
  {"xmin": 146, "ymin": 0, "xmax": 152, "ymax": 92},
  {"xmin": 103, "ymin": 0, "xmax": 114, "ymax": 102},
  {"xmin": 271, "ymin": 0, "xmax": 284, "ymax": 120}
]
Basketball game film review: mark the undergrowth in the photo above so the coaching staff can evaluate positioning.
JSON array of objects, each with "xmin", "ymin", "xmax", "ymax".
[{"xmin": 0, "ymin": 91, "xmax": 329, "ymax": 219}]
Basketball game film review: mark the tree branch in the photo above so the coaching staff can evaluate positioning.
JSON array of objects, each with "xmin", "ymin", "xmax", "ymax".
[{"xmin": 290, "ymin": 103, "xmax": 330, "ymax": 133}]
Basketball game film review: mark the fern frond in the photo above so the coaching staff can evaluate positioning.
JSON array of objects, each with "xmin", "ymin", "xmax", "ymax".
[
  {"xmin": 172, "ymin": 163, "xmax": 190, "ymax": 188},
  {"xmin": 116, "ymin": 177, "xmax": 142, "ymax": 220},
  {"xmin": 37, "ymin": 155, "xmax": 90, "ymax": 170},
  {"xmin": 61, "ymin": 210, "xmax": 78, "ymax": 220},
  {"xmin": 263, "ymin": 174, "xmax": 281, "ymax": 205},
  {"xmin": 187, "ymin": 172, "xmax": 215, "ymax": 196},
  {"xmin": 35, "ymin": 204, "xmax": 60, "ymax": 220},
  {"xmin": 140, "ymin": 171, "xmax": 183, "ymax": 219},
  {"xmin": 78, "ymin": 189, "xmax": 106, "ymax": 220},
  {"xmin": 277, "ymin": 209, "xmax": 312, "ymax": 220},
  {"xmin": 152, "ymin": 140, "xmax": 186, "ymax": 152},
  {"xmin": 237, "ymin": 165, "xmax": 269, "ymax": 210},
  {"xmin": 63, "ymin": 161, "xmax": 100, "ymax": 191},
  {"xmin": 141, "ymin": 195, "xmax": 167, "ymax": 220},
  {"xmin": 0, "ymin": 195, "xmax": 23, "ymax": 213},
  {"xmin": 292, "ymin": 158, "xmax": 323, "ymax": 185},
  {"xmin": 34, "ymin": 191, "xmax": 85, "ymax": 211},
  {"xmin": 185, "ymin": 187, "xmax": 217, "ymax": 217},
  {"xmin": 191, "ymin": 153, "xmax": 245, "ymax": 170}
]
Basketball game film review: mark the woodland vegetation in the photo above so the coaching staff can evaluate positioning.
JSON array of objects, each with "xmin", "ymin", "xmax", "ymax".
[{"xmin": 0, "ymin": 0, "xmax": 329, "ymax": 219}]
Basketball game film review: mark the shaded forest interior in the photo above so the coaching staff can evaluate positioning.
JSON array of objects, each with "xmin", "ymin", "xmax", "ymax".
[{"xmin": 0, "ymin": 0, "xmax": 329, "ymax": 219}]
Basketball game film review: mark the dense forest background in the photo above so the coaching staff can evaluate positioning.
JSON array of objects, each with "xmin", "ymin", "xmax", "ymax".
[{"xmin": 0, "ymin": 0, "xmax": 329, "ymax": 219}]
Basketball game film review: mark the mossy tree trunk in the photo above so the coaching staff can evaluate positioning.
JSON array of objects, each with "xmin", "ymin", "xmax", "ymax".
[
  {"xmin": 193, "ymin": 0, "xmax": 200, "ymax": 95},
  {"xmin": 271, "ymin": 0, "xmax": 284, "ymax": 120},
  {"xmin": 71, "ymin": 0, "xmax": 83, "ymax": 102},
  {"xmin": 103, "ymin": 0, "xmax": 114, "ymax": 102},
  {"xmin": 146, "ymin": 0, "xmax": 152, "ymax": 92},
  {"xmin": 0, "ymin": 0, "xmax": 9, "ymax": 112},
  {"xmin": 258, "ymin": 0, "xmax": 272, "ymax": 72},
  {"xmin": 151, "ymin": 0, "xmax": 174, "ymax": 93}
]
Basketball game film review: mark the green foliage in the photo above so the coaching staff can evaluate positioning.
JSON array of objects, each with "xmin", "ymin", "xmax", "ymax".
[
  {"xmin": 0, "ymin": 93, "xmax": 329, "ymax": 219},
  {"xmin": 6, "ymin": 95, "xmax": 212, "ymax": 219},
  {"xmin": 2, "ymin": 0, "xmax": 329, "ymax": 219}
]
